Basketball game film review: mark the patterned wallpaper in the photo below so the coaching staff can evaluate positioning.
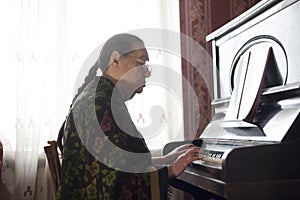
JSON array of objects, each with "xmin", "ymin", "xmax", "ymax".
[{"xmin": 180, "ymin": 0, "xmax": 260, "ymax": 139}]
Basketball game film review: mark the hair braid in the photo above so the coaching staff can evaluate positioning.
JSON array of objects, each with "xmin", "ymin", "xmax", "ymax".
[{"xmin": 72, "ymin": 61, "xmax": 99, "ymax": 104}]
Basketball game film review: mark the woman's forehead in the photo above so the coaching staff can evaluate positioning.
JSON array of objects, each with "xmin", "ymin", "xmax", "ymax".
[{"xmin": 127, "ymin": 47, "xmax": 149, "ymax": 60}]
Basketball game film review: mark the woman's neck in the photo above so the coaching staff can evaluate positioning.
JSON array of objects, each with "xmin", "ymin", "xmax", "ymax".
[{"xmin": 102, "ymin": 73, "xmax": 118, "ymax": 84}]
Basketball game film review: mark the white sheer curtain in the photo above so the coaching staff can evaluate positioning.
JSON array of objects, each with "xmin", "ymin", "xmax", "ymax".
[
  {"xmin": 0, "ymin": 0, "xmax": 71, "ymax": 199},
  {"xmin": 0, "ymin": 0, "xmax": 181, "ymax": 199}
]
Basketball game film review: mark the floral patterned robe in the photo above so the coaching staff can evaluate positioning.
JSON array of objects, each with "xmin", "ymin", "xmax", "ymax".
[{"xmin": 57, "ymin": 76, "xmax": 168, "ymax": 200}]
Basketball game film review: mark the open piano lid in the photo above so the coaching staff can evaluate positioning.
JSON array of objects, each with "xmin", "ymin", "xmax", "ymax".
[{"xmin": 201, "ymin": 40, "xmax": 300, "ymax": 142}]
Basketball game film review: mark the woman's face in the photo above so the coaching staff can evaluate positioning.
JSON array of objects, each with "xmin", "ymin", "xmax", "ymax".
[{"xmin": 117, "ymin": 45, "xmax": 151, "ymax": 99}]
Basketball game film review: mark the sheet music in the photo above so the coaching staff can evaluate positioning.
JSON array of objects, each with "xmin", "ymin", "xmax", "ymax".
[
  {"xmin": 225, "ymin": 46, "xmax": 273, "ymax": 123},
  {"xmin": 225, "ymin": 51, "xmax": 250, "ymax": 120}
]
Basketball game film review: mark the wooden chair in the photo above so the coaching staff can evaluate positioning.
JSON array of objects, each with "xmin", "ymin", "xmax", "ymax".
[
  {"xmin": 44, "ymin": 140, "xmax": 62, "ymax": 196},
  {"xmin": 44, "ymin": 120, "xmax": 65, "ymax": 197}
]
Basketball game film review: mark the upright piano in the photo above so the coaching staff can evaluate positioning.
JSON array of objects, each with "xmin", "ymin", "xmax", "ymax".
[{"xmin": 164, "ymin": 0, "xmax": 300, "ymax": 199}]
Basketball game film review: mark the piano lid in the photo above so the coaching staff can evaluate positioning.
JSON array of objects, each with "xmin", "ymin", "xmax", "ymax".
[{"xmin": 201, "ymin": 35, "xmax": 300, "ymax": 142}]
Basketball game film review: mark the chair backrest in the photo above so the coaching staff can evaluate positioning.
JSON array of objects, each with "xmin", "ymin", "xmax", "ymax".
[{"xmin": 44, "ymin": 140, "xmax": 61, "ymax": 196}]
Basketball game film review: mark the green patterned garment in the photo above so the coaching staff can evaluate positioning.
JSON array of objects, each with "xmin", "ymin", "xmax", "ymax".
[{"xmin": 57, "ymin": 77, "xmax": 167, "ymax": 200}]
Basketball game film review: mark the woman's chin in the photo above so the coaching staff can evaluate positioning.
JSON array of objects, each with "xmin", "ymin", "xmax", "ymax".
[{"xmin": 136, "ymin": 86, "xmax": 145, "ymax": 94}]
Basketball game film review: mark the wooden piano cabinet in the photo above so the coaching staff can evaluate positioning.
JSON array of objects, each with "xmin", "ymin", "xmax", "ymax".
[
  {"xmin": 172, "ymin": 167, "xmax": 300, "ymax": 200},
  {"xmin": 164, "ymin": 140, "xmax": 300, "ymax": 200},
  {"xmin": 169, "ymin": 177, "xmax": 225, "ymax": 200},
  {"xmin": 171, "ymin": 166, "xmax": 225, "ymax": 200},
  {"xmin": 226, "ymin": 179, "xmax": 300, "ymax": 200}
]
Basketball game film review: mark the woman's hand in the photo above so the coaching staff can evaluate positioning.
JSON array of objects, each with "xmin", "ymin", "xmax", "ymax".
[
  {"xmin": 165, "ymin": 144, "xmax": 192, "ymax": 163},
  {"xmin": 167, "ymin": 145, "xmax": 203, "ymax": 178},
  {"xmin": 152, "ymin": 143, "xmax": 194, "ymax": 165}
]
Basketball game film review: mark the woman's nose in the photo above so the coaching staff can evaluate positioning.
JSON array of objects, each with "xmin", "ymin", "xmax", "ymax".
[{"xmin": 144, "ymin": 68, "xmax": 151, "ymax": 78}]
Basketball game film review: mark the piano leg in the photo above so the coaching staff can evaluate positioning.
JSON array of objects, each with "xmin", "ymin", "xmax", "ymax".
[{"xmin": 169, "ymin": 178, "xmax": 225, "ymax": 200}]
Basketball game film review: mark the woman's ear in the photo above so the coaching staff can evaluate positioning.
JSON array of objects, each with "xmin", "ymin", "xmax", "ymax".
[{"xmin": 110, "ymin": 50, "xmax": 120, "ymax": 66}]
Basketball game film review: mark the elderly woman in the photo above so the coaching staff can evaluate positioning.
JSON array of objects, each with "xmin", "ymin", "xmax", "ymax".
[{"xmin": 57, "ymin": 33, "xmax": 201, "ymax": 200}]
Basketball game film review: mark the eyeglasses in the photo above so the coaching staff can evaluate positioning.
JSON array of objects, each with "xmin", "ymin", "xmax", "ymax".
[{"xmin": 124, "ymin": 55, "xmax": 152, "ymax": 72}]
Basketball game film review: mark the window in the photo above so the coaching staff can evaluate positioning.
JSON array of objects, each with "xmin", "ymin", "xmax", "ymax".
[{"xmin": 0, "ymin": 0, "xmax": 182, "ymax": 152}]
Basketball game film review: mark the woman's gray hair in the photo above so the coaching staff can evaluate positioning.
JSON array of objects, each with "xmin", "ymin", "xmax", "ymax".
[{"xmin": 72, "ymin": 33, "xmax": 144, "ymax": 104}]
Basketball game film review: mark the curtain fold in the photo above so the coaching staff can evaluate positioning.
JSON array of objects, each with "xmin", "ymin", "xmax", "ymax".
[{"xmin": 0, "ymin": 0, "xmax": 69, "ymax": 199}]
